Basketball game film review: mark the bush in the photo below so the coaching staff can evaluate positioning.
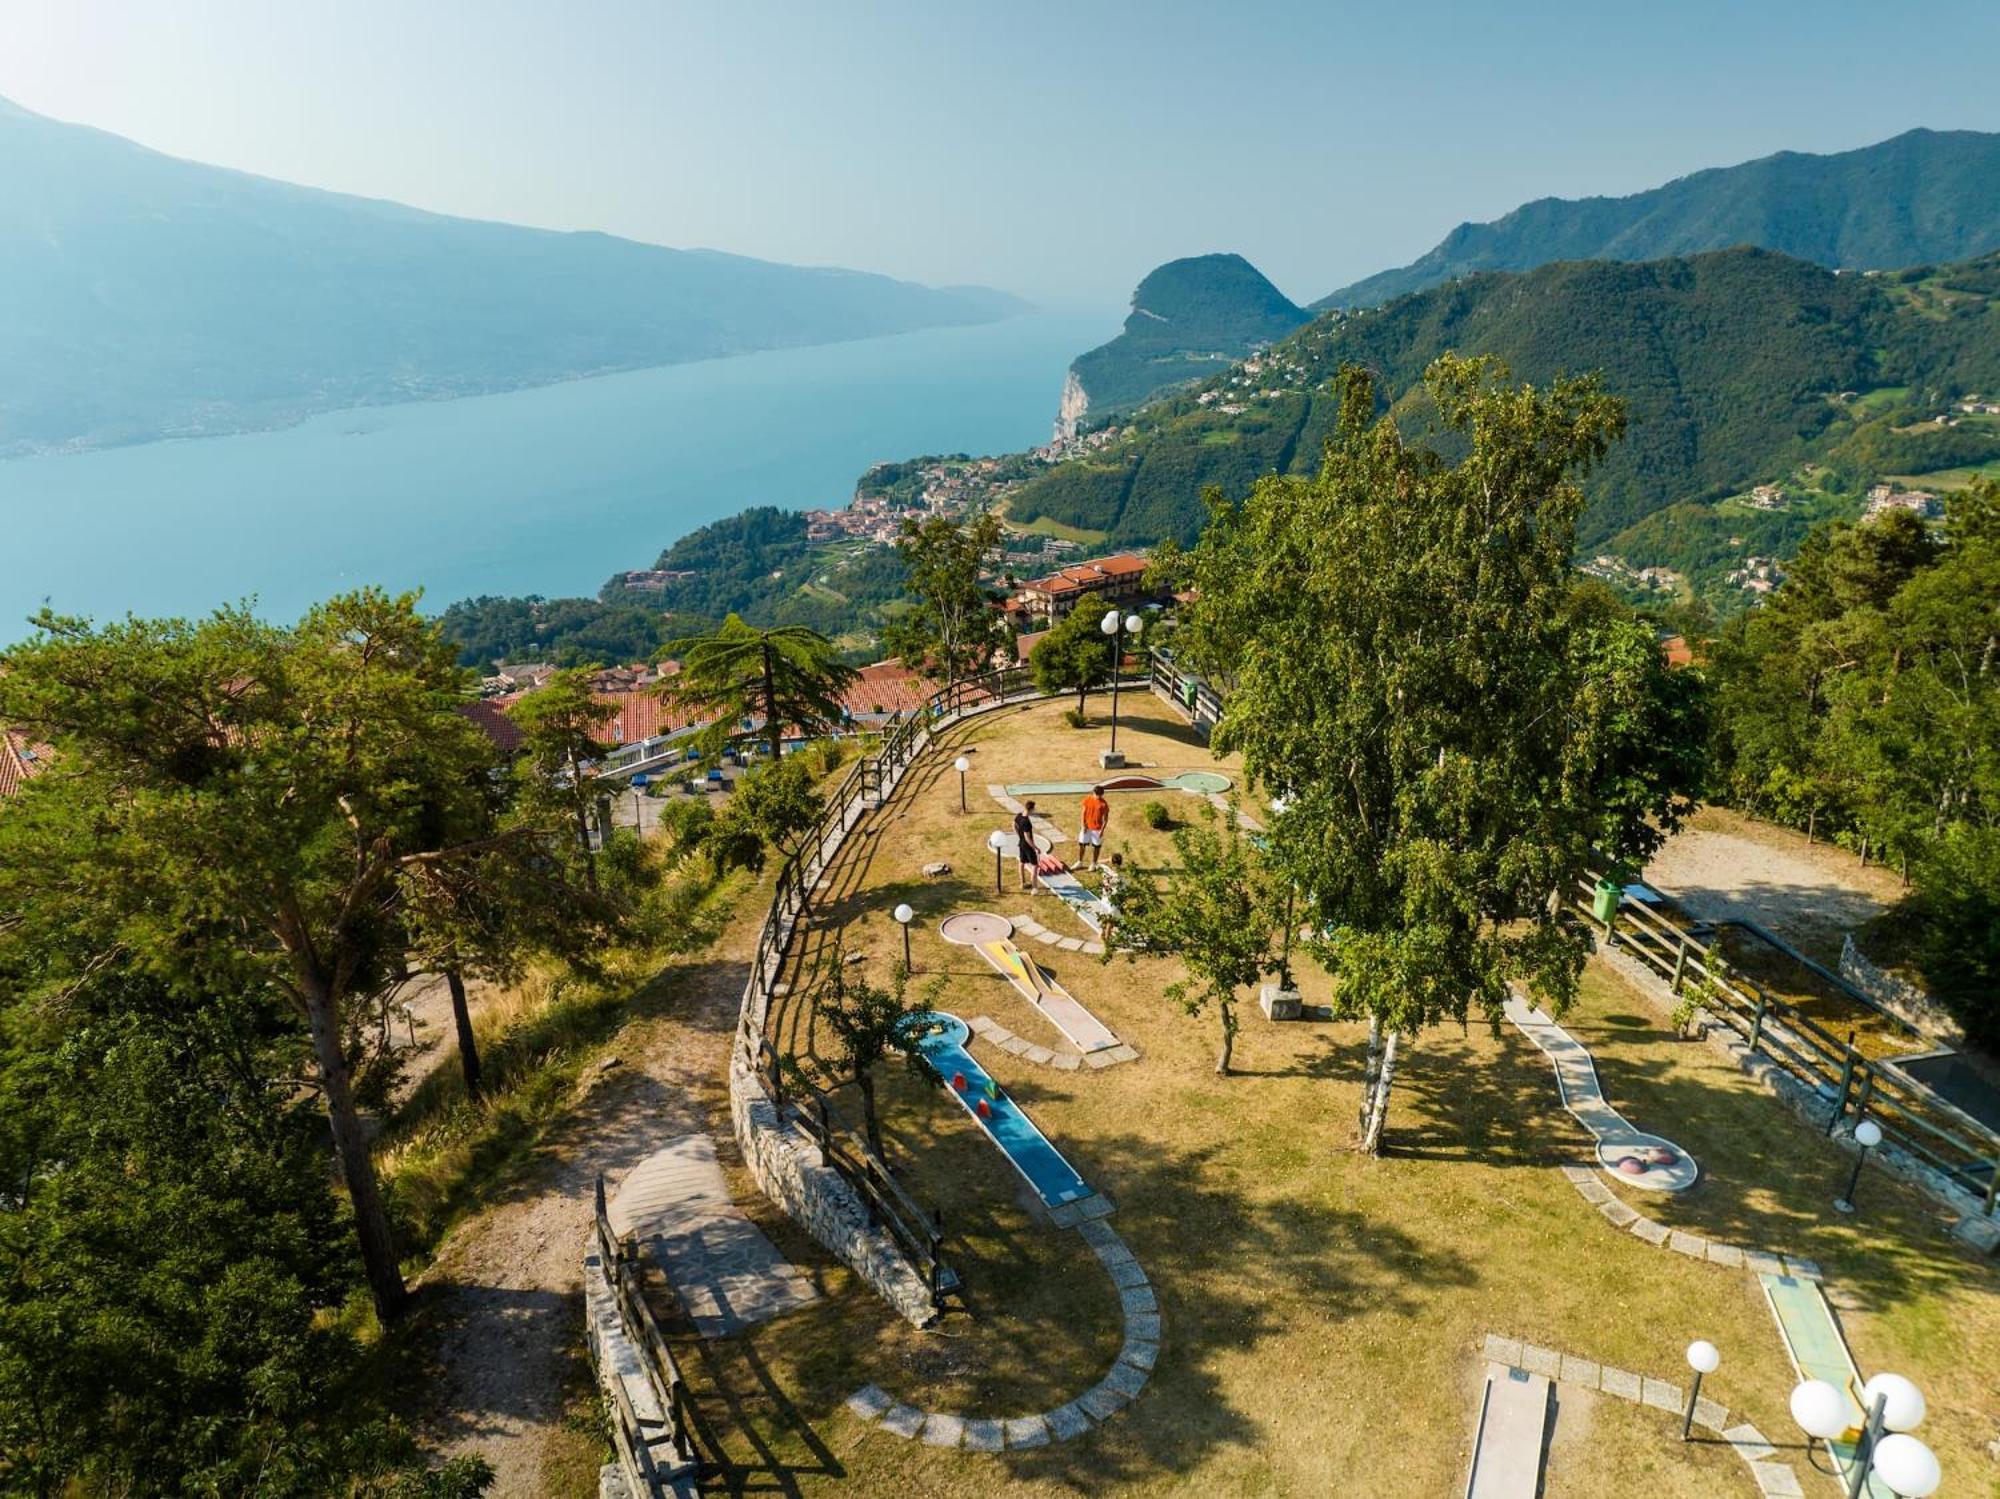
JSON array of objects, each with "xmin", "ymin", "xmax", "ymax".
[
  {"xmin": 1063, "ymin": 707, "xmax": 1088, "ymax": 729},
  {"xmin": 1142, "ymin": 801, "xmax": 1172, "ymax": 830}
]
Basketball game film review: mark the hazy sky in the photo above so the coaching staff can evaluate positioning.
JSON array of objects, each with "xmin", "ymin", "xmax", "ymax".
[{"xmin": 5, "ymin": 0, "xmax": 1999, "ymax": 305}]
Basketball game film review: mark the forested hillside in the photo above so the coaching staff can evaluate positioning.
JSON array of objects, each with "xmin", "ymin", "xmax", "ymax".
[
  {"xmin": 1008, "ymin": 248, "xmax": 2000, "ymax": 566},
  {"xmin": 1319, "ymin": 127, "xmax": 2000, "ymax": 309},
  {"xmin": 1066, "ymin": 254, "xmax": 1307, "ymax": 418}
]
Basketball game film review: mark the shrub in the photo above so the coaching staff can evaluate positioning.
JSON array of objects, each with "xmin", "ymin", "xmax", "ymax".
[
  {"xmin": 1142, "ymin": 801, "xmax": 1172, "ymax": 830},
  {"xmin": 1063, "ymin": 707, "xmax": 1088, "ymax": 729}
]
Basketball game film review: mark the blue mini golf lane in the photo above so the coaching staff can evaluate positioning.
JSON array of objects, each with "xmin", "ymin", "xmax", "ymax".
[{"xmin": 905, "ymin": 1012, "xmax": 1094, "ymax": 1208}]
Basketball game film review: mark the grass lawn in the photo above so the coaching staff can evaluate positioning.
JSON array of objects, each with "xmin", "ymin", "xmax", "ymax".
[
  {"xmin": 1887, "ymin": 460, "xmax": 2000, "ymax": 489},
  {"xmin": 668, "ymin": 698, "xmax": 2000, "ymax": 1497},
  {"xmin": 998, "ymin": 501, "xmax": 1112, "ymax": 548}
]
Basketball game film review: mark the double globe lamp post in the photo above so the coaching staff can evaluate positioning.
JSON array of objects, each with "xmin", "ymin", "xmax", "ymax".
[
  {"xmin": 1099, "ymin": 608, "xmax": 1143, "ymax": 765},
  {"xmin": 1791, "ymin": 1370, "xmax": 1938, "ymax": 1497}
]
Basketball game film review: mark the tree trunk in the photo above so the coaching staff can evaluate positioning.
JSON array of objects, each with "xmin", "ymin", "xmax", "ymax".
[
  {"xmin": 303, "ymin": 977, "xmax": 408, "ymax": 1322},
  {"xmin": 1076, "ymin": 684, "xmax": 1087, "ymax": 715},
  {"xmin": 568, "ymin": 746, "xmax": 599, "ymax": 894},
  {"xmin": 762, "ymin": 641, "xmax": 784, "ymax": 763},
  {"xmin": 1806, "ymin": 808, "xmax": 1816, "ymax": 844},
  {"xmin": 1359, "ymin": 1030, "xmax": 1401, "ymax": 1156},
  {"xmin": 1358, "ymin": 1013, "xmax": 1383, "ymax": 1138},
  {"xmin": 446, "ymin": 966, "xmax": 482, "ymax": 1099},
  {"xmin": 858, "ymin": 1070, "xmax": 885, "ymax": 1161},
  {"xmin": 1216, "ymin": 1000, "xmax": 1236, "ymax": 1075}
]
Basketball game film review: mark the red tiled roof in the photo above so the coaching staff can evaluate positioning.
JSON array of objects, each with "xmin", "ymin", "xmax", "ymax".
[
  {"xmin": 1660, "ymin": 635, "xmax": 1696, "ymax": 669},
  {"xmin": 0, "ymin": 728, "xmax": 50, "ymax": 799},
  {"xmin": 840, "ymin": 660, "xmax": 931, "ymax": 719},
  {"xmin": 1014, "ymin": 629, "xmax": 1049, "ymax": 662},
  {"xmin": 459, "ymin": 699, "xmax": 525, "ymax": 756},
  {"xmin": 1019, "ymin": 552, "xmax": 1151, "ymax": 598}
]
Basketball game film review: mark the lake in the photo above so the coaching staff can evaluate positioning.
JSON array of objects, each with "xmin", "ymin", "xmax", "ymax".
[{"xmin": 0, "ymin": 304, "xmax": 1119, "ymax": 642}]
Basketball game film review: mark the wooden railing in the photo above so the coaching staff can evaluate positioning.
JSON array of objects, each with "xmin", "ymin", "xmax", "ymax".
[
  {"xmin": 592, "ymin": 1176, "xmax": 702, "ymax": 1493},
  {"xmin": 1583, "ymin": 878, "xmax": 1999, "ymax": 1217},
  {"xmin": 1148, "ymin": 650, "xmax": 1223, "ymax": 736},
  {"xmin": 733, "ymin": 663, "xmax": 1052, "ymax": 1303}
]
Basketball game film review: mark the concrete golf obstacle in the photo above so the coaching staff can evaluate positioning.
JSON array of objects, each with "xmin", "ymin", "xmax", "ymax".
[
  {"xmin": 1003, "ymin": 770, "xmax": 1232, "ymax": 797},
  {"xmin": 940, "ymin": 912, "xmax": 1120, "ymax": 1053}
]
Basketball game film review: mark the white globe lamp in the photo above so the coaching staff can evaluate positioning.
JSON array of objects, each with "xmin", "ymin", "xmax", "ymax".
[
  {"xmin": 1870, "ymin": 1433, "xmax": 1940, "ymax": 1496},
  {"xmin": 1838, "ymin": 1116, "xmax": 1886, "ymax": 1213},
  {"xmin": 1680, "ymin": 1339, "xmax": 1720, "ymax": 1439},
  {"xmin": 1790, "ymin": 1379, "xmax": 1850, "ymax": 1441},
  {"xmin": 1861, "ymin": 1372, "xmax": 1925, "ymax": 1432},
  {"xmin": 952, "ymin": 754, "xmax": 971, "ymax": 812}
]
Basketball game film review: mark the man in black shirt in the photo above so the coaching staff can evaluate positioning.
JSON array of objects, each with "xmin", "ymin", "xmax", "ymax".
[{"xmin": 1014, "ymin": 801, "xmax": 1040, "ymax": 892}]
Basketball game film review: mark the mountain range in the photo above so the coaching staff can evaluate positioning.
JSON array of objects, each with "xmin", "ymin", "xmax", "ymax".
[
  {"xmin": 1012, "ymin": 246, "xmax": 2000, "ymax": 601},
  {"xmin": 1318, "ymin": 128, "xmax": 2000, "ymax": 310},
  {"xmin": 0, "ymin": 96, "xmax": 1023, "ymax": 456},
  {"xmin": 1066, "ymin": 129, "xmax": 2000, "ymax": 424}
]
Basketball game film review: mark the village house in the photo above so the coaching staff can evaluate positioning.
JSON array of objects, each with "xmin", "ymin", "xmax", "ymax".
[{"xmin": 1009, "ymin": 552, "xmax": 1155, "ymax": 624}]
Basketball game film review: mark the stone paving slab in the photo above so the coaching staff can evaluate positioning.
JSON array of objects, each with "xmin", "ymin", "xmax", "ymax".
[
  {"xmin": 1722, "ymin": 1426, "xmax": 1777, "ymax": 1462},
  {"xmin": 1078, "ymin": 1383, "xmax": 1130, "ymax": 1421},
  {"xmin": 1559, "ymin": 1354, "xmax": 1599, "ymax": 1388},
  {"xmin": 920, "ymin": 1412, "xmax": 964, "ymax": 1448},
  {"xmin": 1630, "ymin": 1217, "xmax": 1670, "ymax": 1246},
  {"xmin": 1046, "ymin": 1403, "xmax": 1092, "ymax": 1440},
  {"xmin": 879, "ymin": 1403, "xmax": 925, "ymax": 1439},
  {"xmin": 1706, "ymin": 1241, "xmax": 1746, "ymax": 1269},
  {"xmin": 1600, "ymin": 1365, "xmax": 1642, "ymax": 1400},
  {"xmin": 1483, "ymin": 1334, "xmax": 1524, "ymax": 1368},
  {"xmin": 1744, "ymin": 1249, "xmax": 1786, "ymax": 1277},
  {"xmin": 1641, "ymin": 1376, "xmax": 1682, "ymax": 1413},
  {"xmin": 1520, "ymin": 1343, "xmax": 1562, "ymax": 1379},
  {"xmin": 610, "ymin": 1134, "xmax": 818, "ymax": 1336},
  {"xmin": 1003, "ymin": 1414, "xmax": 1051, "ymax": 1448},
  {"xmin": 1751, "ymin": 1462, "xmax": 1805, "ymax": 1497},
  {"xmin": 1694, "ymin": 1395, "xmax": 1729, "ymax": 1430},
  {"xmin": 1598, "ymin": 1198, "xmax": 1641, "ymax": 1228},
  {"xmin": 1103, "ymin": 1359, "xmax": 1149, "ymax": 1396},
  {"xmin": 1051, "ymin": 1053, "xmax": 1082, "ymax": 1071},
  {"xmin": 961, "ymin": 1418, "xmax": 1004, "ymax": 1452},
  {"xmin": 1669, "ymin": 1230, "xmax": 1709, "ymax": 1259},
  {"xmin": 1122, "ymin": 1339, "xmax": 1159, "ymax": 1370},
  {"xmin": 846, "ymin": 1385, "xmax": 891, "ymax": 1421}
]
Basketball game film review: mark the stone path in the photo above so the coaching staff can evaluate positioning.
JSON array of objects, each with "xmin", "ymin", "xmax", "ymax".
[
  {"xmin": 1478, "ymin": 1334, "xmax": 1805, "ymax": 1497},
  {"xmin": 608, "ymin": 1134, "xmax": 818, "ymax": 1337},
  {"xmin": 1008, "ymin": 911, "xmax": 1106, "ymax": 957},
  {"xmin": 844, "ymin": 1219, "xmax": 1159, "ymax": 1450},
  {"xmin": 1553, "ymin": 1161, "xmax": 1819, "ymax": 1277},
  {"xmin": 1506, "ymin": 992, "xmax": 1698, "ymax": 1191},
  {"xmin": 985, "ymin": 785, "xmax": 1067, "ymax": 846},
  {"xmin": 968, "ymin": 1013, "xmax": 1139, "ymax": 1071}
]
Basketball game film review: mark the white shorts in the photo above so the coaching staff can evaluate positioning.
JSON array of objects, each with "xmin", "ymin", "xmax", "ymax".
[{"xmin": 1078, "ymin": 829, "xmax": 1103, "ymax": 847}]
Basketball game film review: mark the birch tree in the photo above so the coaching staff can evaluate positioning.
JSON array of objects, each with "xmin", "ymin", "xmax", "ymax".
[{"xmin": 1176, "ymin": 357, "xmax": 1703, "ymax": 1151}]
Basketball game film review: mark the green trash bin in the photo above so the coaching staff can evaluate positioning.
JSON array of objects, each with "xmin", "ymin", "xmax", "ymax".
[{"xmin": 1591, "ymin": 879, "xmax": 1623, "ymax": 924}]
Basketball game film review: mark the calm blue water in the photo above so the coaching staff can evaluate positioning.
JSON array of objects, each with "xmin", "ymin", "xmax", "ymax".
[
  {"xmin": 911, "ymin": 1012, "xmax": 1093, "ymax": 1207},
  {"xmin": 0, "ymin": 305, "xmax": 1118, "ymax": 643}
]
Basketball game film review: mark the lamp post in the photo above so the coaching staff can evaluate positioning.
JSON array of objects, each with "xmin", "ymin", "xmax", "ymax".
[
  {"xmin": 1682, "ymin": 1340, "xmax": 1719, "ymax": 1440},
  {"xmin": 953, "ymin": 755, "xmax": 970, "ymax": 813},
  {"xmin": 1835, "ymin": 1117, "xmax": 1884, "ymax": 1214},
  {"xmin": 987, "ymin": 829, "xmax": 1008, "ymax": 895},
  {"xmin": 1098, "ymin": 608, "xmax": 1143, "ymax": 766},
  {"xmin": 893, "ymin": 903, "xmax": 915, "ymax": 973},
  {"xmin": 1791, "ymin": 1372, "xmax": 1936, "ymax": 1498}
]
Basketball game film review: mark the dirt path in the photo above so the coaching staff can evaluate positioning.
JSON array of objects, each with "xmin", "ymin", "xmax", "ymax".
[
  {"xmin": 1641, "ymin": 805, "xmax": 1907, "ymax": 963},
  {"xmin": 413, "ymin": 921, "xmax": 756, "ymax": 1497}
]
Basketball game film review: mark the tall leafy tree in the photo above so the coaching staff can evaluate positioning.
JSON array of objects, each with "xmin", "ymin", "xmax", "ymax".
[
  {"xmin": 0, "ymin": 591, "xmax": 533, "ymax": 1320},
  {"xmin": 1028, "ymin": 600, "xmax": 1117, "ymax": 714},
  {"xmin": 657, "ymin": 614, "xmax": 858, "ymax": 762},
  {"xmin": 508, "ymin": 666, "xmax": 616, "ymax": 895},
  {"xmin": 1177, "ymin": 357, "xmax": 1703, "ymax": 1151},
  {"xmin": 1104, "ymin": 802, "xmax": 1276, "ymax": 1074},
  {"xmin": 884, "ymin": 512, "xmax": 1010, "ymax": 687}
]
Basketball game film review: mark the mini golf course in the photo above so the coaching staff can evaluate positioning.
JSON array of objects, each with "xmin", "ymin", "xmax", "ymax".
[
  {"xmin": 1504, "ymin": 992, "xmax": 1699, "ymax": 1191},
  {"xmin": 1033, "ymin": 854, "xmax": 1116, "ymax": 936},
  {"xmin": 1762, "ymin": 1271, "xmax": 1897, "ymax": 1497},
  {"xmin": 939, "ymin": 912, "xmax": 1121, "ymax": 1053},
  {"xmin": 901, "ymin": 1012, "xmax": 1095, "ymax": 1209}
]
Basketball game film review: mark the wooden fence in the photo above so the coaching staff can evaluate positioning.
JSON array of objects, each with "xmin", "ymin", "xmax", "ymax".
[
  {"xmin": 1585, "ymin": 878, "xmax": 1999, "ymax": 1217},
  {"xmin": 591, "ymin": 1176, "xmax": 702, "ymax": 1494}
]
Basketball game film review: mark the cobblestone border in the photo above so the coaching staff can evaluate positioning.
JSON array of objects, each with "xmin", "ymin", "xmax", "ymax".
[
  {"xmin": 967, "ymin": 1013, "xmax": 1140, "ymax": 1070},
  {"xmin": 844, "ymin": 1220, "xmax": 1160, "ymax": 1449},
  {"xmin": 1553, "ymin": 1162, "xmax": 1822, "ymax": 1280},
  {"xmin": 1479, "ymin": 1333, "xmax": 1806, "ymax": 1497},
  {"xmin": 1007, "ymin": 911, "xmax": 1106, "ymax": 957}
]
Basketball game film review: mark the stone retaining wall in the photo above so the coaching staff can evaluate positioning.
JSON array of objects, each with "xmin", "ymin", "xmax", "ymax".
[
  {"xmin": 728, "ymin": 683, "xmax": 1051, "ymax": 1327},
  {"xmin": 728, "ymin": 1050, "xmax": 938, "ymax": 1327},
  {"xmin": 1838, "ymin": 934, "xmax": 1964, "ymax": 1044}
]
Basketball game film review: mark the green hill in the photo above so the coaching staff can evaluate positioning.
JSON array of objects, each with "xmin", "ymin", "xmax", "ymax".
[
  {"xmin": 1062, "ymin": 254, "xmax": 1306, "ymax": 427},
  {"xmin": 0, "ymin": 95, "xmax": 1023, "ymax": 455},
  {"xmin": 1319, "ymin": 128, "xmax": 2000, "ymax": 310},
  {"xmin": 1008, "ymin": 248, "xmax": 2000, "ymax": 588}
]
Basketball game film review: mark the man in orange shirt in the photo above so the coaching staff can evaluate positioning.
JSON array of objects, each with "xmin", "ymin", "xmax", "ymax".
[{"xmin": 1078, "ymin": 784, "xmax": 1110, "ymax": 868}]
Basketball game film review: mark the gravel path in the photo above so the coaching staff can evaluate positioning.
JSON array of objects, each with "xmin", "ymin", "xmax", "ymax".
[
  {"xmin": 412, "ymin": 931, "xmax": 753, "ymax": 1497},
  {"xmin": 1641, "ymin": 806, "xmax": 1906, "ymax": 963}
]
